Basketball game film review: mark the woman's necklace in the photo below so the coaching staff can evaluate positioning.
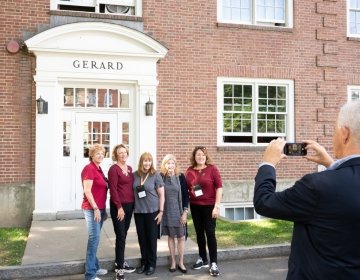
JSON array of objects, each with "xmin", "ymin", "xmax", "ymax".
[{"xmin": 117, "ymin": 163, "xmax": 128, "ymax": 176}]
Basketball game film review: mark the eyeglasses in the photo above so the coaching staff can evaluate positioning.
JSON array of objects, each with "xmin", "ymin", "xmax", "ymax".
[{"xmin": 195, "ymin": 146, "xmax": 206, "ymax": 150}]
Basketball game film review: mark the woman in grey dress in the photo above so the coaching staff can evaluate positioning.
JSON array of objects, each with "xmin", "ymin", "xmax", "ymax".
[{"xmin": 160, "ymin": 154, "xmax": 189, "ymax": 274}]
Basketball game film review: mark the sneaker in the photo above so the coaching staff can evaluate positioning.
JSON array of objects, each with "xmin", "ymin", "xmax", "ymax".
[
  {"xmin": 116, "ymin": 269, "xmax": 125, "ymax": 280},
  {"xmin": 209, "ymin": 262, "xmax": 220, "ymax": 276},
  {"xmin": 96, "ymin": 268, "xmax": 108, "ymax": 275},
  {"xmin": 91, "ymin": 277, "xmax": 102, "ymax": 280},
  {"xmin": 192, "ymin": 257, "xmax": 209, "ymax": 269},
  {"xmin": 123, "ymin": 261, "xmax": 136, "ymax": 273}
]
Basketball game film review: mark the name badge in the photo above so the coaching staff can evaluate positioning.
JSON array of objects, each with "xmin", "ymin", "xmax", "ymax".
[
  {"xmin": 136, "ymin": 185, "xmax": 146, "ymax": 198},
  {"xmin": 193, "ymin": 184, "xmax": 203, "ymax": 197}
]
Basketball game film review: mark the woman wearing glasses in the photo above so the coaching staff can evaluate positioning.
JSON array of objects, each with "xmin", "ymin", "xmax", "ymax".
[{"xmin": 185, "ymin": 146, "xmax": 223, "ymax": 277}]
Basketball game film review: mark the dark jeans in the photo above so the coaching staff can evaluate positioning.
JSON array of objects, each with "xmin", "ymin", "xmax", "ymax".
[
  {"xmin": 134, "ymin": 212, "xmax": 159, "ymax": 268},
  {"xmin": 110, "ymin": 202, "xmax": 134, "ymax": 269},
  {"xmin": 190, "ymin": 204, "xmax": 217, "ymax": 264}
]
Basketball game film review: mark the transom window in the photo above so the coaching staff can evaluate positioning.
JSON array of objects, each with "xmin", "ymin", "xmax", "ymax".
[
  {"xmin": 50, "ymin": 0, "xmax": 141, "ymax": 16},
  {"xmin": 64, "ymin": 87, "xmax": 129, "ymax": 109},
  {"xmin": 218, "ymin": 0, "xmax": 293, "ymax": 27},
  {"xmin": 217, "ymin": 77, "xmax": 294, "ymax": 146},
  {"xmin": 348, "ymin": 0, "xmax": 360, "ymax": 37}
]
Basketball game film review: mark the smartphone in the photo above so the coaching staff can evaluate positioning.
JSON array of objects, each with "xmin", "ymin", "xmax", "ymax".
[{"xmin": 283, "ymin": 142, "xmax": 307, "ymax": 156}]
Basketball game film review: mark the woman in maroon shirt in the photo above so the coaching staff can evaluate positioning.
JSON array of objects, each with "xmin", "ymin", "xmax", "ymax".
[
  {"xmin": 108, "ymin": 144, "xmax": 135, "ymax": 280},
  {"xmin": 185, "ymin": 146, "xmax": 223, "ymax": 277}
]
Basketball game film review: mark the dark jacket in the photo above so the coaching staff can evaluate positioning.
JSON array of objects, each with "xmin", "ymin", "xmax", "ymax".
[{"xmin": 254, "ymin": 158, "xmax": 360, "ymax": 280}]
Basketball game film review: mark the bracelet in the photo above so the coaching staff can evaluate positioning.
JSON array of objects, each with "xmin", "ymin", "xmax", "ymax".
[
  {"xmin": 159, "ymin": 210, "xmax": 164, "ymax": 212},
  {"xmin": 94, "ymin": 207, "xmax": 99, "ymax": 211}
]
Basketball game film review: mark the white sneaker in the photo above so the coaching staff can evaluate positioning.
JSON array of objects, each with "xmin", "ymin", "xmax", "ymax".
[
  {"xmin": 123, "ymin": 261, "xmax": 136, "ymax": 273},
  {"xmin": 91, "ymin": 277, "xmax": 102, "ymax": 280},
  {"xmin": 96, "ymin": 268, "xmax": 108, "ymax": 275},
  {"xmin": 209, "ymin": 262, "xmax": 220, "ymax": 276}
]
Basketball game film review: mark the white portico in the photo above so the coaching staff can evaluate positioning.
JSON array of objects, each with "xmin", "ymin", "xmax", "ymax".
[{"xmin": 25, "ymin": 22, "xmax": 167, "ymax": 220}]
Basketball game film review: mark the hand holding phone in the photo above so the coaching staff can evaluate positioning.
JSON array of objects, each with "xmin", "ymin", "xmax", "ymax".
[{"xmin": 283, "ymin": 143, "xmax": 307, "ymax": 156}]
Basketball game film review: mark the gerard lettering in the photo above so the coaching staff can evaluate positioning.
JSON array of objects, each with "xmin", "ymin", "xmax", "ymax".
[{"xmin": 72, "ymin": 60, "xmax": 123, "ymax": 70}]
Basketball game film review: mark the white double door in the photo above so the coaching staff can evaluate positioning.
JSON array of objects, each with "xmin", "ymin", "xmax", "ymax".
[{"xmin": 61, "ymin": 111, "xmax": 133, "ymax": 210}]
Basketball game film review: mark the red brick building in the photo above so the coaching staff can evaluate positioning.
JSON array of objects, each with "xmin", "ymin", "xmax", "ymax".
[{"xmin": 1, "ymin": 0, "xmax": 360, "ymax": 226}]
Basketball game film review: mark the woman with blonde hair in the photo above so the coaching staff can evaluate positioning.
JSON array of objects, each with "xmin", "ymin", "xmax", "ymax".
[
  {"xmin": 133, "ymin": 152, "xmax": 164, "ymax": 276},
  {"xmin": 160, "ymin": 154, "xmax": 189, "ymax": 274},
  {"xmin": 81, "ymin": 144, "xmax": 108, "ymax": 280},
  {"xmin": 108, "ymin": 144, "xmax": 136, "ymax": 280}
]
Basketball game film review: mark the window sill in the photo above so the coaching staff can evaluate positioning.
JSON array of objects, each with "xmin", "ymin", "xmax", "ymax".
[
  {"xmin": 347, "ymin": 36, "xmax": 360, "ymax": 42},
  {"xmin": 217, "ymin": 22, "xmax": 293, "ymax": 33},
  {"xmin": 50, "ymin": 10, "xmax": 143, "ymax": 22}
]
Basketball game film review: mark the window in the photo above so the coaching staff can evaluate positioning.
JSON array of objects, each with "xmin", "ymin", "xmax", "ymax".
[
  {"xmin": 63, "ymin": 121, "xmax": 71, "ymax": 157},
  {"xmin": 348, "ymin": 85, "xmax": 360, "ymax": 101},
  {"xmin": 50, "ymin": 0, "xmax": 142, "ymax": 16},
  {"xmin": 222, "ymin": 203, "xmax": 263, "ymax": 221},
  {"xmin": 348, "ymin": 0, "xmax": 360, "ymax": 37},
  {"xmin": 64, "ymin": 87, "xmax": 130, "ymax": 109},
  {"xmin": 83, "ymin": 121, "xmax": 111, "ymax": 157},
  {"xmin": 218, "ymin": 0, "xmax": 293, "ymax": 28},
  {"xmin": 217, "ymin": 77, "xmax": 294, "ymax": 146}
]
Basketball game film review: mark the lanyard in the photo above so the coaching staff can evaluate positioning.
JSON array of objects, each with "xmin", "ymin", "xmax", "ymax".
[{"xmin": 140, "ymin": 172, "xmax": 150, "ymax": 185}]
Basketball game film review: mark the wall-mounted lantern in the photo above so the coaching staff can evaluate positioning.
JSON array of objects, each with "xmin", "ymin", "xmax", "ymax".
[
  {"xmin": 145, "ymin": 97, "xmax": 154, "ymax": 116},
  {"xmin": 36, "ymin": 96, "xmax": 48, "ymax": 114}
]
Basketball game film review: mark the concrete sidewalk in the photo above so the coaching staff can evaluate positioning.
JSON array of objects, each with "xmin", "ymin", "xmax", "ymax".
[{"xmin": 0, "ymin": 218, "xmax": 290, "ymax": 279}]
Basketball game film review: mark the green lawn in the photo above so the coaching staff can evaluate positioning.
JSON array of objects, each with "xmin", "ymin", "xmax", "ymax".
[
  {"xmin": 0, "ymin": 227, "xmax": 29, "ymax": 266},
  {"xmin": 187, "ymin": 217, "xmax": 293, "ymax": 248},
  {"xmin": 0, "ymin": 217, "xmax": 292, "ymax": 267}
]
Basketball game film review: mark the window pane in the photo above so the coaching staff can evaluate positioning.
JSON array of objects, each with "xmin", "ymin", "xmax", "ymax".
[
  {"xmin": 109, "ymin": 89, "xmax": 118, "ymax": 108},
  {"xmin": 225, "ymin": 208, "xmax": 235, "ymax": 220},
  {"xmin": 122, "ymin": 122, "xmax": 129, "ymax": 145},
  {"xmin": 245, "ymin": 207, "xmax": 254, "ymax": 219},
  {"xmin": 64, "ymin": 88, "xmax": 74, "ymax": 107},
  {"xmin": 75, "ymin": 88, "xmax": 85, "ymax": 107},
  {"xmin": 351, "ymin": 89, "xmax": 360, "ymax": 100},
  {"xmin": 120, "ymin": 91, "xmax": 130, "ymax": 108},
  {"xmin": 87, "ymin": 88, "xmax": 96, "ymax": 107},
  {"xmin": 224, "ymin": 84, "xmax": 232, "ymax": 97},
  {"xmin": 98, "ymin": 89, "xmax": 107, "ymax": 108},
  {"xmin": 63, "ymin": 121, "xmax": 71, "ymax": 157},
  {"xmin": 235, "ymin": 208, "xmax": 244, "ymax": 220}
]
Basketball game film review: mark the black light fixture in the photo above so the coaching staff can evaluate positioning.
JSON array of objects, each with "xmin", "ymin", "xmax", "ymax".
[
  {"xmin": 145, "ymin": 97, "xmax": 154, "ymax": 116},
  {"xmin": 36, "ymin": 96, "xmax": 48, "ymax": 114}
]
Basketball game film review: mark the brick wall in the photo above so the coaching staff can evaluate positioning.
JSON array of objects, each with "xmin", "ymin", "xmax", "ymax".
[
  {"xmin": 145, "ymin": 0, "xmax": 357, "ymax": 180},
  {"xmin": 0, "ymin": 0, "xmax": 50, "ymax": 187},
  {"xmin": 1, "ymin": 0, "xmax": 360, "ymax": 220}
]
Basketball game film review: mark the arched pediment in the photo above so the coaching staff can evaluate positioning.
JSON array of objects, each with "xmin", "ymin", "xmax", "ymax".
[{"xmin": 25, "ymin": 22, "xmax": 168, "ymax": 58}]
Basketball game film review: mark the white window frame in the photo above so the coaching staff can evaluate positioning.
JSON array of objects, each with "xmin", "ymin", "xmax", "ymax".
[
  {"xmin": 217, "ymin": 0, "xmax": 293, "ymax": 28},
  {"xmin": 347, "ymin": 0, "xmax": 360, "ymax": 38},
  {"xmin": 217, "ymin": 77, "xmax": 294, "ymax": 147},
  {"xmin": 348, "ymin": 85, "xmax": 360, "ymax": 101},
  {"xmin": 50, "ymin": 0, "xmax": 142, "ymax": 17},
  {"xmin": 220, "ymin": 202, "xmax": 263, "ymax": 221}
]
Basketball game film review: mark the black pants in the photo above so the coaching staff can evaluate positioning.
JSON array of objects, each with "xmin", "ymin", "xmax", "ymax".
[
  {"xmin": 110, "ymin": 202, "xmax": 134, "ymax": 269},
  {"xmin": 134, "ymin": 212, "xmax": 159, "ymax": 268},
  {"xmin": 190, "ymin": 204, "xmax": 217, "ymax": 264}
]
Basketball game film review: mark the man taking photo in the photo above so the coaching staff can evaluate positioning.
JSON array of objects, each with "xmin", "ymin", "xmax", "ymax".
[{"xmin": 254, "ymin": 100, "xmax": 360, "ymax": 279}]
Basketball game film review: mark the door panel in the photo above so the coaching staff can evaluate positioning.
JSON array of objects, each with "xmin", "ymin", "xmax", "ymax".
[{"xmin": 75, "ymin": 113, "xmax": 117, "ymax": 208}]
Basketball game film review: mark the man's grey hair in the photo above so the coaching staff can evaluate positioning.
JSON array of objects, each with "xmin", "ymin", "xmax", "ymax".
[{"xmin": 338, "ymin": 100, "xmax": 360, "ymax": 143}]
